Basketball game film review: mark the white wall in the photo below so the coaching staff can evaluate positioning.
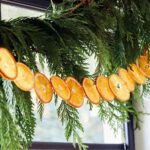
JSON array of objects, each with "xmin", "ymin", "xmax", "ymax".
[{"xmin": 135, "ymin": 97, "xmax": 150, "ymax": 150}]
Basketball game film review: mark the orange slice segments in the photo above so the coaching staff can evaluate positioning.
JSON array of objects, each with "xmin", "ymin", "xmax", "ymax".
[
  {"xmin": 128, "ymin": 64, "xmax": 147, "ymax": 84},
  {"xmin": 96, "ymin": 75, "xmax": 115, "ymax": 102},
  {"xmin": 109, "ymin": 74, "xmax": 130, "ymax": 101},
  {"xmin": 83, "ymin": 78, "xmax": 102, "ymax": 104},
  {"xmin": 0, "ymin": 48, "xmax": 17, "ymax": 80},
  {"xmin": 51, "ymin": 76, "xmax": 70, "ymax": 101},
  {"xmin": 118, "ymin": 68, "xmax": 135, "ymax": 92},
  {"xmin": 138, "ymin": 55, "xmax": 150, "ymax": 78},
  {"xmin": 66, "ymin": 77, "xmax": 84, "ymax": 108},
  {"xmin": 34, "ymin": 73, "xmax": 53, "ymax": 103},
  {"xmin": 14, "ymin": 62, "xmax": 34, "ymax": 91}
]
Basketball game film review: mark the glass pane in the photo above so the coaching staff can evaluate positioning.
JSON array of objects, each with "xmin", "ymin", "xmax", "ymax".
[
  {"xmin": 1, "ymin": 3, "xmax": 123, "ymax": 144},
  {"xmin": 32, "ymin": 94, "xmax": 123, "ymax": 143},
  {"xmin": 1, "ymin": 3, "xmax": 43, "ymax": 20}
]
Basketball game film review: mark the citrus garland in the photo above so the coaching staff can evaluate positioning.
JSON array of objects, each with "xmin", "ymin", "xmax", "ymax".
[
  {"xmin": 0, "ymin": 0, "xmax": 150, "ymax": 149},
  {"xmin": 0, "ymin": 47, "xmax": 149, "ymax": 107}
]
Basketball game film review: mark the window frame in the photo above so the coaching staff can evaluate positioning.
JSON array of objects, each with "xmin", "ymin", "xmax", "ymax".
[{"xmin": 0, "ymin": 1, "xmax": 135, "ymax": 150}]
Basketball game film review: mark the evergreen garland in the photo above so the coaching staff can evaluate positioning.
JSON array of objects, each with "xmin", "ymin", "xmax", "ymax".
[{"xmin": 0, "ymin": 0, "xmax": 150, "ymax": 149}]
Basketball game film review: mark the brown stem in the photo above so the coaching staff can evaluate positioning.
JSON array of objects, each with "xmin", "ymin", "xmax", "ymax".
[{"xmin": 70, "ymin": 0, "xmax": 91, "ymax": 13}]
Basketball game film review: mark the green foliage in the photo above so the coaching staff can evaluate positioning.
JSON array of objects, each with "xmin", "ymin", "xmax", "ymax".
[
  {"xmin": 0, "ymin": 78, "xmax": 36, "ymax": 149},
  {"xmin": 143, "ymin": 79, "xmax": 150, "ymax": 97},
  {"xmin": 132, "ymin": 85, "xmax": 143, "ymax": 104},
  {"xmin": 98, "ymin": 99, "xmax": 138, "ymax": 132},
  {"xmin": 0, "ymin": 0, "xmax": 150, "ymax": 149},
  {"xmin": 13, "ymin": 84, "xmax": 36, "ymax": 148},
  {"xmin": 57, "ymin": 101, "xmax": 87, "ymax": 150},
  {"xmin": 37, "ymin": 100, "xmax": 45, "ymax": 120},
  {"xmin": 0, "ymin": 86, "xmax": 21, "ymax": 150}
]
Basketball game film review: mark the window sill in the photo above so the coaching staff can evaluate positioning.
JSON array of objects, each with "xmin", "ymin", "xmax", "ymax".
[{"xmin": 30, "ymin": 142, "xmax": 125, "ymax": 150}]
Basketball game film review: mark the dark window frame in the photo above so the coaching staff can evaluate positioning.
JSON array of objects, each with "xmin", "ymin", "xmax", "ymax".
[
  {"xmin": 0, "ymin": 0, "xmax": 48, "ymax": 11},
  {"xmin": 0, "ymin": 1, "xmax": 135, "ymax": 150}
]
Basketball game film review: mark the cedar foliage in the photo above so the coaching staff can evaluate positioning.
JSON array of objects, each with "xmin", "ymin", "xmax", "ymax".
[{"xmin": 0, "ymin": 0, "xmax": 150, "ymax": 149}]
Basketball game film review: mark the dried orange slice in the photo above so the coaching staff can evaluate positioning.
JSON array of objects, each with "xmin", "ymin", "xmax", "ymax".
[
  {"xmin": 118, "ymin": 68, "xmax": 135, "ymax": 92},
  {"xmin": 51, "ymin": 76, "xmax": 70, "ymax": 101},
  {"xmin": 0, "ymin": 72, "xmax": 10, "ymax": 80},
  {"xmin": 138, "ymin": 55, "xmax": 150, "ymax": 78},
  {"xmin": 96, "ymin": 75, "xmax": 115, "ymax": 102},
  {"xmin": 109, "ymin": 74, "xmax": 130, "ymax": 101},
  {"xmin": 14, "ymin": 62, "xmax": 34, "ymax": 91},
  {"xmin": 0, "ymin": 48, "xmax": 17, "ymax": 80},
  {"xmin": 143, "ymin": 49, "xmax": 150, "ymax": 56},
  {"xmin": 66, "ymin": 77, "xmax": 84, "ymax": 108},
  {"xmin": 128, "ymin": 64, "xmax": 147, "ymax": 84},
  {"xmin": 34, "ymin": 73, "xmax": 53, "ymax": 103},
  {"xmin": 83, "ymin": 78, "xmax": 102, "ymax": 104}
]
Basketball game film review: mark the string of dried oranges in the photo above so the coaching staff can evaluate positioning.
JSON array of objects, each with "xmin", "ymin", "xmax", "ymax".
[{"xmin": 0, "ymin": 47, "xmax": 149, "ymax": 108}]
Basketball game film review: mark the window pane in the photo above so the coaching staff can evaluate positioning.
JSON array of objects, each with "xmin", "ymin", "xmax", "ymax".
[
  {"xmin": 1, "ymin": 3, "xmax": 43, "ymax": 20},
  {"xmin": 32, "ymin": 96, "xmax": 123, "ymax": 143},
  {"xmin": 1, "ymin": 3, "xmax": 123, "ymax": 144}
]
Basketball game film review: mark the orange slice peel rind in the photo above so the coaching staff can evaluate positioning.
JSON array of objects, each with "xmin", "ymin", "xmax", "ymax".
[
  {"xmin": 51, "ymin": 76, "xmax": 70, "ymax": 101},
  {"xmin": 66, "ymin": 77, "xmax": 84, "ymax": 108},
  {"xmin": 14, "ymin": 62, "xmax": 34, "ymax": 91},
  {"xmin": 96, "ymin": 75, "xmax": 115, "ymax": 102},
  {"xmin": 109, "ymin": 74, "xmax": 130, "ymax": 102},
  {"xmin": 83, "ymin": 77, "xmax": 102, "ymax": 104},
  {"xmin": 0, "ymin": 48, "xmax": 17, "ymax": 80},
  {"xmin": 34, "ymin": 73, "xmax": 53, "ymax": 103},
  {"xmin": 128, "ymin": 64, "xmax": 147, "ymax": 84},
  {"xmin": 138, "ymin": 55, "xmax": 150, "ymax": 78},
  {"xmin": 118, "ymin": 68, "xmax": 135, "ymax": 92}
]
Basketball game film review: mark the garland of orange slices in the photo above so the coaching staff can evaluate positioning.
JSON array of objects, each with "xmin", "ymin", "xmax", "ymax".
[{"xmin": 0, "ymin": 47, "xmax": 149, "ymax": 108}]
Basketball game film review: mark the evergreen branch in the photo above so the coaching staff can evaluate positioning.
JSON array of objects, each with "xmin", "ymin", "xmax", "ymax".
[
  {"xmin": 0, "ymin": 1, "xmax": 150, "ymax": 149},
  {"xmin": 54, "ymin": 93, "xmax": 59, "ymax": 106},
  {"xmin": 70, "ymin": 0, "xmax": 90, "ymax": 13},
  {"xmin": 37, "ymin": 100, "xmax": 44, "ymax": 120},
  {"xmin": 12, "ymin": 84, "xmax": 36, "ymax": 147},
  {"xmin": 98, "ymin": 100, "xmax": 140, "ymax": 132},
  {"xmin": 143, "ymin": 79, "xmax": 150, "ymax": 97},
  {"xmin": 0, "ymin": 87, "xmax": 21, "ymax": 150},
  {"xmin": 57, "ymin": 101, "xmax": 87, "ymax": 150},
  {"xmin": 87, "ymin": 100, "xmax": 93, "ymax": 111},
  {"xmin": 132, "ymin": 85, "xmax": 143, "ymax": 104},
  {"xmin": 2, "ymin": 79, "xmax": 14, "ymax": 104}
]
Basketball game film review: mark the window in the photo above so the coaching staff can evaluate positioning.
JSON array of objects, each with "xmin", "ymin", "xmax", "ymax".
[
  {"xmin": 1, "ymin": 3, "xmax": 43, "ymax": 19},
  {"xmin": 33, "ymin": 56, "xmax": 123, "ymax": 144},
  {"xmin": 0, "ymin": 1, "xmax": 135, "ymax": 150}
]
